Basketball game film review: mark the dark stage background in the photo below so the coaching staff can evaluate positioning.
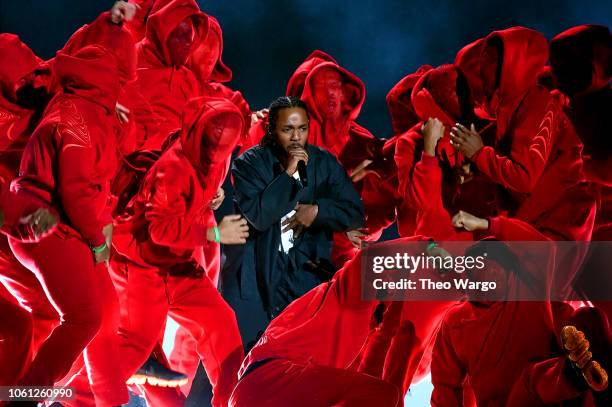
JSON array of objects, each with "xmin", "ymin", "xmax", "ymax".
[{"xmin": 1, "ymin": 0, "xmax": 611, "ymax": 238}]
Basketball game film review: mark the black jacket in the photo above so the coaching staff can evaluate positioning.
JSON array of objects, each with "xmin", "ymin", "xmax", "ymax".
[{"xmin": 229, "ymin": 143, "xmax": 364, "ymax": 313}]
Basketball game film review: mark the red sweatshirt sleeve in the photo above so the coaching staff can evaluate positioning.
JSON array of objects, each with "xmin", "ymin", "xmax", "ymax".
[
  {"xmin": 144, "ymin": 163, "xmax": 212, "ymax": 250},
  {"xmin": 408, "ymin": 152, "xmax": 474, "ymax": 241},
  {"xmin": 431, "ymin": 318, "xmax": 466, "ymax": 407},
  {"xmin": 57, "ymin": 129, "xmax": 107, "ymax": 246},
  {"xmin": 471, "ymin": 99, "xmax": 556, "ymax": 193},
  {"xmin": 395, "ymin": 130, "xmax": 420, "ymax": 206},
  {"xmin": 488, "ymin": 216, "xmax": 551, "ymax": 241},
  {"xmin": 396, "ymin": 130, "xmax": 446, "ymax": 211},
  {"xmin": 410, "ymin": 152, "xmax": 443, "ymax": 208}
]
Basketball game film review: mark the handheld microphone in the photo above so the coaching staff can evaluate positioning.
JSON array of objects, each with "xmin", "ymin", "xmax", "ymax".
[{"xmin": 297, "ymin": 160, "xmax": 308, "ymax": 187}]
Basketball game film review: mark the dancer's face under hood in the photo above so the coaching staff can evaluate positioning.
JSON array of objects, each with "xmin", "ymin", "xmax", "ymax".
[
  {"xmin": 141, "ymin": 0, "xmax": 207, "ymax": 68},
  {"xmin": 300, "ymin": 59, "xmax": 365, "ymax": 131},
  {"xmin": 200, "ymin": 113, "xmax": 243, "ymax": 165},
  {"xmin": 286, "ymin": 50, "xmax": 337, "ymax": 97},
  {"xmin": 180, "ymin": 97, "xmax": 245, "ymax": 172},
  {"xmin": 194, "ymin": 28, "xmax": 220, "ymax": 81},
  {"xmin": 188, "ymin": 16, "xmax": 232, "ymax": 83},
  {"xmin": 311, "ymin": 67, "xmax": 346, "ymax": 120},
  {"xmin": 167, "ymin": 18, "xmax": 196, "ymax": 67}
]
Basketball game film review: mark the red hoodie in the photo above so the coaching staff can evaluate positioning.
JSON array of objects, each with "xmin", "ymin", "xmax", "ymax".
[
  {"xmin": 550, "ymin": 24, "xmax": 612, "ymax": 240},
  {"xmin": 395, "ymin": 65, "xmax": 499, "ymax": 241},
  {"xmin": 12, "ymin": 46, "xmax": 120, "ymax": 247},
  {"xmin": 471, "ymin": 28, "xmax": 587, "ymax": 221},
  {"xmin": 113, "ymin": 97, "xmax": 245, "ymax": 268},
  {"xmin": 295, "ymin": 53, "xmax": 397, "ymax": 251},
  {"xmin": 189, "ymin": 15, "xmax": 252, "ymax": 141},
  {"xmin": 462, "ymin": 27, "xmax": 594, "ymax": 240},
  {"xmin": 129, "ymin": 0, "xmax": 208, "ymax": 151},
  {"xmin": 431, "ymin": 220, "xmax": 558, "ymax": 407}
]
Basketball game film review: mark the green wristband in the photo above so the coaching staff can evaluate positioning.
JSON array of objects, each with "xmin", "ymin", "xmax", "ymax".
[
  {"xmin": 213, "ymin": 226, "xmax": 221, "ymax": 243},
  {"xmin": 427, "ymin": 241, "xmax": 438, "ymax": 251},
  {"xmin": 91, "ymin": 242, "xmax": 107, "ymax": 254}
]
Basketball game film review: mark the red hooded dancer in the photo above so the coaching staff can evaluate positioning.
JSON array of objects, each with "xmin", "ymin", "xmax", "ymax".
[
  {"xmin": 9, "ymin": 45, "xmax": 129, "ymax": 406},
  {"xmin": 230, "ymin": 237, "xmax": 434, "ymax": 407},
  {"xmin": 110, "ymin": 97, "xmax": 248, "ymax": 407}
]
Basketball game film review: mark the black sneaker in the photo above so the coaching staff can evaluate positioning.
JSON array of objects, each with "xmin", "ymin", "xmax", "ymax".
[{"xmin": 127, "ymin": 355, "xmax": 189, "ymax": 388}]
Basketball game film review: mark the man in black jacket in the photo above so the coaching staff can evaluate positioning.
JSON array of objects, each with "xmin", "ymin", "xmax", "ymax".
[{"xmin": 222, "ymin": 96, "xmax": 364, "ymax": 350}]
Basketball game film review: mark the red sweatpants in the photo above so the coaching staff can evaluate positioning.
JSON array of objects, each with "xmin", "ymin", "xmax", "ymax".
[
  {"xmin": 354, "ymin": 302, "xmax": 412, "ymax": 388},
  {"xmin": 230, "ymin": 358, "xmax": 401, "ymax": 407},
  {"xmin": 351, "ymin": 300, "xmax": 452, "ymax": 397},
  {"xmin": 398, "ymin": 301, "xmax": 452, "ymax": 392},
  {"xmin": 164, "ymin": 242, "xmax": 223, "ymax": 397},
  {"xmin": 0, "ymin": 235, "xmax": 58, "ymax": 352},
  {"xmin": 110, "ymin": 258, "xmax": 244, "ymax": 407},
  {"xmin": 0, "ymin": 284, "xmax": 32, "ymax": 386},
  {"xmin": 9, "ymin": 231, "xmax": 129, "ymax": 406}
]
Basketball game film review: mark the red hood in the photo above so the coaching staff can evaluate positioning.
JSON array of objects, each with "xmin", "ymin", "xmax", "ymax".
[
  {"xmin": 286, "ymin": 50, "xmax": 337, "ymax": 97},
  {"xmin": 482, "ymin": 27, "xmax": 548, "ymax": 118},
  {"xmin": 61, "ymin": 11, "xmax": 137, "ymax": 85},
  {"xmin": 138, "ymin": 0, "xmax": 208, "ymax": 68},
  {"xmin": 0, "ymin": 34, "xmax": 43, "ymax": 103},
  {"xmin": 54, "ymin": 45, "xmax": 120, "ymax": 114},
  {"xmin": 386, "ymin": 65, "xmax": 432, "ymax": 135},
  {"xmin": 300, "ymin": 60, "xmax": 366, "ymax": 124},
  {"xmin": 550, "ymin": 24, "xmax": 611, "ymax": 97},
  {"xmin": 411, "ymin": 64, "xmax": 465, "ymax": 127},
  {"xmin": 411, "ymin": 64, "xmax": 469, "ymax": 167},
  {"xmin": 188, "ymin": 16, "xmax": 232, "ymax": 83},
  {"xmin": 179, "ymin": 96, "xmax": 245, "ymax": 175}
]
